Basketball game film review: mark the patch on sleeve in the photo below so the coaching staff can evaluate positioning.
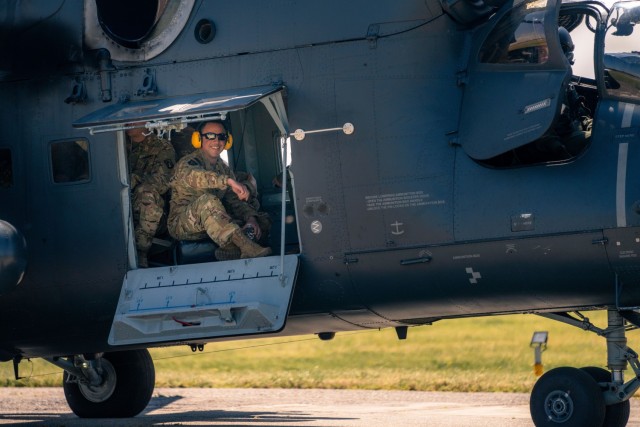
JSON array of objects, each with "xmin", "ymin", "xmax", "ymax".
[
  {"xmin": 187, "ymin": 158, "xmax": 201, "ymax": 167},
  {"xmin": 164, "ymin": 159, "xmax": 175, "ymax": 169}
]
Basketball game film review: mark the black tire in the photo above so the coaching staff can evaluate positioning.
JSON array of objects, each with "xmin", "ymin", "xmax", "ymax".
[
  {"xmin": 63, "ymin": 349, "xmax": 155, "ymax": 418},
  {"xmin": 581, "ymin": 366, "xmax": 630, "ymax": 427},
  {"xmin": 530, "ymin": 366, "xmax": 605, "ymax": 427}
]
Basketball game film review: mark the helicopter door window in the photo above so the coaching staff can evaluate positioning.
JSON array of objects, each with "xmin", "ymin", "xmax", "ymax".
[
  {"xmin": 50, "ymin": 139, "xmax": 90, "ymax": 184},
  {"xmin": 479, "ymin": 0, "xmax": 548, "ymax": 65},
  {"xmin": 458, "ymin": 0, "xmax": 574, "ymax": 163},
  {"xmin": 604, "ymin": 1, "xmax": 640, "ymax": 102},
  {"xmin": 0, "ymin": 148, "xmax": 12, "ymax": 188}
]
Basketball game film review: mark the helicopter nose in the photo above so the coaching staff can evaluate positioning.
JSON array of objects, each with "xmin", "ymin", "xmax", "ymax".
[{"xmin": 0, "ymin": 220, "xmax": 27, "ymax": 295}]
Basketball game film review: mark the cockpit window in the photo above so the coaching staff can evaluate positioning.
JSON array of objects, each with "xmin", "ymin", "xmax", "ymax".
[
  {"xmin": 604, "ymin": 1, "xmax": 640, "ymax": 102},
  {"xmin": 50, "ymin": 140, "xmax": 90, "ymax": 184},
  {"xmin": 0, "ymin": 148, "xmax": 12, "ymax": 188},
  {"xmin": 479, "ymin": 0, "xmax": 549, "ymax": 64}
]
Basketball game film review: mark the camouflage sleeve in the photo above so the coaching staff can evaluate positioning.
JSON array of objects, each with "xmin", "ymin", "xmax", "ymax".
[
  {"xmin": 235, "ymin": 171, "xmax": 258, "ymax": 198},
  {"xmin": 218, "ymin": 167, "xmax": 259, "ymax": 220},
  {"xmin": 174, "ymin": 158, "xmax": 230, "ymax": 190},
  {"xmin": 130, "ymin": 172, "xmax": 143, "ymax": 191},
  {"xmin": 145, "ymin": 142, "xmax": 176, "ymax": 194},
  {"xmin": 223, "ymin": 189, "xmax": 260, "ymax": 222}
]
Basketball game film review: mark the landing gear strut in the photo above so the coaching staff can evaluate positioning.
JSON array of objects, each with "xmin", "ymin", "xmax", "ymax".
[
  {"xmin": 529, "ymin": 310, "xmax": 638, "ymax": 427},
  {"xmin": 46, "ymin": 349, "xmax": 155, "ymax": 418}
]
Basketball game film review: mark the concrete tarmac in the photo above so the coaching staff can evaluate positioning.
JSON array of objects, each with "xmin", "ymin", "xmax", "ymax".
[{"xmin": 0, "ymin": 388, "xmax": 639, "ymax": 426}]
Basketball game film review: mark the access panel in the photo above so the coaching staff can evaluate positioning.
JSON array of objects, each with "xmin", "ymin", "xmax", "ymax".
[{"xmin": 108, "ymin": 255, "xmax": 298, "ymax": 346}]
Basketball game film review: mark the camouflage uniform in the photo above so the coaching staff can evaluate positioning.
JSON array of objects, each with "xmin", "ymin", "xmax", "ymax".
[
  {"xmin": 235, "ymin": 170, "xmax": 272, "ymax": 240},
  {"xmin": 168, "ymin": 150, "xmax": 266, "ymax": 247},
  {"xmin": 128, "ymin": 134, "xmax": 176, "ymax": 265}
]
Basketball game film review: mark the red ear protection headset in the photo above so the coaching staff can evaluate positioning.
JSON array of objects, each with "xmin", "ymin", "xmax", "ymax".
[{"xmin": 191, "ymin": 121, "xmax": 233, "ymax": 150}]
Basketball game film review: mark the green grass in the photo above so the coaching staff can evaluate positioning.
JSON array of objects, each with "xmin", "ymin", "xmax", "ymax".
[{"xmin": 0, "ymin": 311, "xmax": 627, "ymax": 392}]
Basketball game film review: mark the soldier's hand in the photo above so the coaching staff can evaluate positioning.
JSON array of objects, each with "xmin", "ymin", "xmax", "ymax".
[{"xmin": 227, "ymin": 178, "xmax": 250, "ymax": 201}]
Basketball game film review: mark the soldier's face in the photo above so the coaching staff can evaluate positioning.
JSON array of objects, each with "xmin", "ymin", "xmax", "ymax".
[
  {"xmin": 200, "ymin": 122, "xmax": 226, "ymax": 161},
  {"xmin": 126, "ymin": 122, "xmax": 147, "ymax": 143}
]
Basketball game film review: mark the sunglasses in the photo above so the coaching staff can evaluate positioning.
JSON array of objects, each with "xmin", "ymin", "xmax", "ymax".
[{"xmin": 201, "ymin": 132, "xmax": 228, "ymax": 142}]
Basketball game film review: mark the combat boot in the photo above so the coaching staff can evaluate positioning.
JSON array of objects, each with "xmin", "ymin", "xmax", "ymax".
[
  {"xmin": 230, "ymin": 228, "xmax": 272, "ymax": 259},
  {"xmin": 215, "ymin": 242, "xmax": 241, "ymax": 261}
]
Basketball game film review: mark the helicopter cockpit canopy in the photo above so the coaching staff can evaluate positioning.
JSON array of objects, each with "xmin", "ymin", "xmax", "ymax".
[{"xmin": 441, "ymin": 0, "xmax": 511, "ymax": 26}]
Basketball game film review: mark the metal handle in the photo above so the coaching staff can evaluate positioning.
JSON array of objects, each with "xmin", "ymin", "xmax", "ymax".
[
  {"xmin": 291, "ymin": 123, "xmax": 354, "ymax": 141},
  {"xmin": 400, "ymin": 256, "xmax": 432, "ymax": 266}
]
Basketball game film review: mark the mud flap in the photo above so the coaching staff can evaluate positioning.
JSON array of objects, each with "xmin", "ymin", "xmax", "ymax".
[{"xmin": 108, "ymin": 255, "xmax": 298, "ymax": 346}]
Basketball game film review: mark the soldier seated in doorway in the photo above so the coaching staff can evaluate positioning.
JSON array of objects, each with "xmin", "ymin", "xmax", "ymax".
[{"xmin": 167, "ymin": 120, "xmax": 272, "ymax": 260}]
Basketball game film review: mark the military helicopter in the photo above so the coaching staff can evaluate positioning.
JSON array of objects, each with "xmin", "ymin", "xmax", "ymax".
[{"xmin": 1, "ymin": 0, "xmax": 640, "ymax": 425}]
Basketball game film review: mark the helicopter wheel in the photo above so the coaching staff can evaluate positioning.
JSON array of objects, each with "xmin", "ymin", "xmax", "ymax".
[
  {"xmin": 62, "ymin": 349, "xmax": 155, "ymax": 418},
  {"xmin": 580, "ymin": 367, "xmax": 630, "ymax": 427},
  {"xmin": 530, "ymin": 366, "xmax": 605, "ymax": 427}
]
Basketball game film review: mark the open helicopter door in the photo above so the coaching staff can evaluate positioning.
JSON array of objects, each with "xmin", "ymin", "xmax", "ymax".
[
  {"xmin": 457, "ymin": 0, "xmax": 570, "ymax": 160},
  {"xmin": 73, "ymin": 84, "xmax": 299, "ymax": 346}
]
